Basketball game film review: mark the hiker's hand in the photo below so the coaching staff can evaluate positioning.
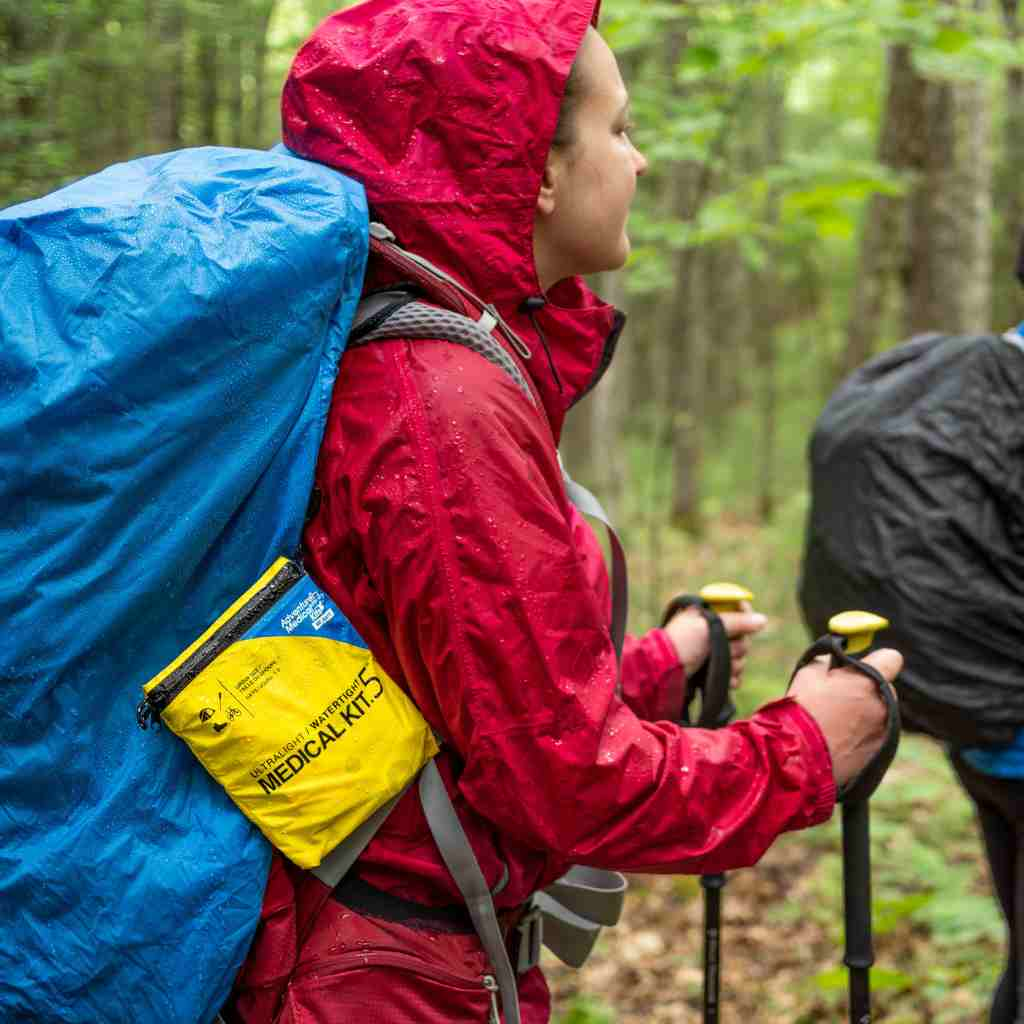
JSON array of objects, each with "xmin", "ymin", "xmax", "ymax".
[
  {"xmin": 788, "ymin": 649, "xmax": 902, "ymax": 789},
  {"xmin": 663, "ymin": 602, "xmax": 768, "ymax": 688}
]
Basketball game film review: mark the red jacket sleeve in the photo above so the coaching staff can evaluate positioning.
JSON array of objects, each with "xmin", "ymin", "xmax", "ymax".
[{"xmin": 310, "ymin": 338, "xmax": 836, "ymax": 875}]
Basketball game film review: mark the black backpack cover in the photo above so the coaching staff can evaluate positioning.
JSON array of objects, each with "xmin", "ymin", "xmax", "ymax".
[{"xmin": 799, "ymin": 332, "xmax": 1024, "ymax": 746}]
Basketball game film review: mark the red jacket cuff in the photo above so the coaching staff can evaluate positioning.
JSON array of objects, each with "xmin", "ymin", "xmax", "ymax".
[
  {"xmin": 620, "ymin": 628, "xmax": 686, "ymax": 722},
  {"xmin": 768, "ymin": 696, "xmax": 837, "ymax": 823}
]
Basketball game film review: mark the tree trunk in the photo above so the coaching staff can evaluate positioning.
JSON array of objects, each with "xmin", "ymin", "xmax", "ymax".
[
  {"xmin": 1, "ymin": 11, "xmax": 42, "ymax": 199},
  {"xmin": 840, "ymin": 45, "xmax": 929, "ymax": 378},
  {"xmin": 955, "ymin": 63, "xmax": 994, "ymax": 330},
  {"xmin": 669, "ymin": 243, "xmax": 707, "ymax": 534},
  {"xmin": 247, "ymin": 1, "xmax": 276, "ymax": 146},
  {"xmin": 752, "ymin": 76, "xmax": 786, "ymax": 525},
  {"xmin": 904, "ymin": 17, "xmax": 994, "ymax": 337},
  {"xmin": 995, "ymin": 0, "xmax": 1024, "ymax": 328},
  {"xmin": 704, "ymin": 243, "xmax": 750, "ymax": 414},
  {"xmin": 229, "ymin": 21, "xmax": 246, "ymax": 148},
  {"xmin": 655, "ymin": 22, "xmax": 708, "ymax": 537},
  {"xmin": 197, "ymin": 26, "xmax": 220, "ymax": 145},
  {"xmin": 146, "ymin": 0, "xmax": 185, "ymax": 152}
]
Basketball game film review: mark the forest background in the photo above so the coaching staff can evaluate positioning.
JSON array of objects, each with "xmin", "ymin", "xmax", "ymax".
[{"xmin": 2, "ymin": 0, "xmax": 1021, "ymax": 1020}]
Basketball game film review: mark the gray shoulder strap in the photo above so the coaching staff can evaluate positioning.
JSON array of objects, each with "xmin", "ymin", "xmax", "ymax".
[
  {"xmin": 419, "ymin": 760, "xmax": 522, "ymax": 1024},
  {"xmin": 559, "ymin": 460, "xmax": 627, "ymax": 685},
  {"xmin": 351, "ymin": 299, "xmax": 536, "ymax": 406}
]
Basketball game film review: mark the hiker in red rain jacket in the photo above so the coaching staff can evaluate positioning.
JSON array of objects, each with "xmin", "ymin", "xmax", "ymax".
[{"xmin": 226, "ymin": 1, "xmax": 902, "ymax": 1021}]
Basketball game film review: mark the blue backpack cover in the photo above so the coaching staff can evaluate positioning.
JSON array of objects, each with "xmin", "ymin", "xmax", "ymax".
[{"xmin": 0, "ymin": 147, "xmax": 369, "ymax": 1023}]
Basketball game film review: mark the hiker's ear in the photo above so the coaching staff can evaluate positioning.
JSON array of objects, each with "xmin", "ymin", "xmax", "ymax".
[{"xmin": 536, "ymin": 156, "xmax": 561, "ymax": 218}]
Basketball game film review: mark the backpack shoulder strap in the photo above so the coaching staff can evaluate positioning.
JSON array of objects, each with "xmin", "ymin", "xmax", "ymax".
[{"xmin": 351, "ymin": 295, "xmax": 536, "ymax": 407}]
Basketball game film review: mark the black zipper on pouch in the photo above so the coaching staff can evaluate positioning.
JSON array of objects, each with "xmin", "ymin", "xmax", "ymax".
[{"xmin": 136, "ymin": 559, "xmax": 305, "ymax": 729}]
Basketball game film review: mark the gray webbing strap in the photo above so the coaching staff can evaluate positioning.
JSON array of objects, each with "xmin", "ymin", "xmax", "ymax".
[
  {"xmin": 352, "ymin": 301, "xmax": 536, "ymax": 406},
  {"xmin": 544, "ymin": 865, "xmax": 627, "ymax": 926},
  {"xmin": 534, "ymin": 865, "xmax": 628, "ymax": 969},
  {"xmin": 559, "ymin": 462, "xmax": 627, "ymax": 686},
  {"xmin": 419, "ymin": 760, "xmax": 522, "ymax": 1024},
  {"xmin": 531, "ymin": 892, "xmax": 600, "ymax": 969},
  {"xmin": 310, "ymin": 786, "xmax": 409, "ymax": 888}
]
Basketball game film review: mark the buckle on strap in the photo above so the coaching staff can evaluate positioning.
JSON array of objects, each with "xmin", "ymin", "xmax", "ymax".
[
  {"xmin": 531, "ymin": 867, "xmax": 629, "ymax": 969},
  {"xmin": 513, "ymin": 900, "xmax": 544, "ymax": 975}
]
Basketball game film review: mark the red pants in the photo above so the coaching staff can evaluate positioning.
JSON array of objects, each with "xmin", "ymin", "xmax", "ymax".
[{"xmin": 227, "ymin": 858, "xmax": 551, "ymax": 1023}]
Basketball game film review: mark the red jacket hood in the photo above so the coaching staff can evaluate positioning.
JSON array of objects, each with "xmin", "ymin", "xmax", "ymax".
[{"xmin": 282, "ymin": 0, "xmax": 622, "ymax": 438}]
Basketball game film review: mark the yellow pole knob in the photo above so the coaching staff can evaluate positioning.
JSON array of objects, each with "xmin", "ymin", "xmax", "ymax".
[
  {"xmin": 828, "ymin": 610, "xmax": 890, "ymax": 654},
  {"xmin": 699, "ymin": 582, "xmax": 754, "ymax": 614}
]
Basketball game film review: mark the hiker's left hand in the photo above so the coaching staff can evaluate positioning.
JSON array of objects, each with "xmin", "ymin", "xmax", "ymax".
[{"xmin": 662, "ymin": 601, "xmax": 768, "ymax": 688}]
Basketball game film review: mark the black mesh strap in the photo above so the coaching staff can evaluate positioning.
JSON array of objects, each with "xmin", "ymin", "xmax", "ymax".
[
  {"xmin": 660, "ymin": 595, "xmax": 734, "ymax": 728},
  {"xmin": 788, "ymin": 635, "xmax": 901, "ymax": 804},
  {"xmin": 350, "ymin": 299, "xmax": 536, "ymax": 405}
]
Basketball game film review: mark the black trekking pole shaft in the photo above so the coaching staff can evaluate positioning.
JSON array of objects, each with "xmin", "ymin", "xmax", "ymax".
[
  {"xmin": 826, "ymin": 614, "xmax": 898, "ymax": 1024},
  {"xmin": 790, "ymin": 614, "xmax": 900, "ymax": 1024},
  {"xmin": 701, "ymin": 872, "xmax": 726, "ymax": 1023},
  {"xmin": 842, "ymin": 799, "xmax": 873, "ymax": 1024},
  {"xmin": 662, "ymin": 584, "xmax": 750, "ymax": 1024}
]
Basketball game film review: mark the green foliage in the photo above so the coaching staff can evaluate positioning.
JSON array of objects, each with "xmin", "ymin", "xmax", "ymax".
[
  {"xmin": 554, "ymin": 995, "xmax": 617, "ymax": 1024},
  {"xmin": 814, "ymin": 964, "xmax": 914, "ymax": 993}
]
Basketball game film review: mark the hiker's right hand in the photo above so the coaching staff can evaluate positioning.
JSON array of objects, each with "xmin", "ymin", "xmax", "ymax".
[{"xmin": 788, "ymin": 649, "xmax": 902, "ymax": 790}]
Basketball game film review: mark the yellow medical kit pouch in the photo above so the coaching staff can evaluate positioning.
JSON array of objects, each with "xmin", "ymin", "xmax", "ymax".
[{"xmin": 137, "ymin": 557, "xmax": 438, "ymax": 869}]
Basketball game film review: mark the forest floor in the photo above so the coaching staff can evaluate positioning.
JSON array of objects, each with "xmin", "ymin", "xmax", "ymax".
[{"xmin": 545, "ymin": 506, "xmax": 1005, "ymax": 1024}]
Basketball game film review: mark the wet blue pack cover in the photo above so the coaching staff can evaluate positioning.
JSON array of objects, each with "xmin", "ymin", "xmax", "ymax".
[{"xmin": 0, "ymin": 147, "xmax": 369, "ymax": 1023}]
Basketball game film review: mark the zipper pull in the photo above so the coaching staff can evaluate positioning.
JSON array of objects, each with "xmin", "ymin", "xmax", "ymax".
[
  {"xmin": 136, "ymin": 697, "xmax": 156, "ymax": 731},
  {"xmin": 482, "ymin": 974, "xmax": 500, "ymax": 1024}
]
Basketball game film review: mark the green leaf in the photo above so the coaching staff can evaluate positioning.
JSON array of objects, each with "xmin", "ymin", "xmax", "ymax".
[
  {"xmin": 932, "ymin": 26, "xmax": 972, "ymax": 54},
  {"xmin": 812, "ymin": 966, "xmax": 848, "ymax": 993},
  {"xmin": 872, "ymin": 892, "xmax": 934, "ymax": 935},
  {"xmin": 682, "ymin": 45, "xmax": 722, "ymax": 72},
  {"xmin": 555, "ymin": 996, "xmax": 617, "ymax": 1024},
  {"xmin": 870, "ymin": 968, "xmax": 915, "ymax": 992},
  {"xmin": 739, "ymin": 234, "xmax": 769, "ymax": 272}
]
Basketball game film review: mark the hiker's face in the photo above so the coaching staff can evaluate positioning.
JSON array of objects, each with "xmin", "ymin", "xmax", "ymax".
[{"xmin": 535, "ymin": 28, "xmax": 648, "ymax": 289}]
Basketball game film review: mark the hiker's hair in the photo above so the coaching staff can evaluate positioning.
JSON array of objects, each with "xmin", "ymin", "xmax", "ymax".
[{"xmin": 551, "ymin": 55, "xmax": 585, "ymax": 150}]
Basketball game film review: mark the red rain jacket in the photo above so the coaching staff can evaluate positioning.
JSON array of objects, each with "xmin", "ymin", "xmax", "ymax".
[{"xmin": 239, "ymin": 0, "xmax": 835, "ymax": 1003}]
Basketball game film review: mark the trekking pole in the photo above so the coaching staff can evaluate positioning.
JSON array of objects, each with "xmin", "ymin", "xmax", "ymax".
[
  {"xmin": 662, "ymin": 581, "xmax": 752, "ymax": 1024},
  {"xmin": 789, "ymin": 611, "xmax": 901, "ymax": 1024}
]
